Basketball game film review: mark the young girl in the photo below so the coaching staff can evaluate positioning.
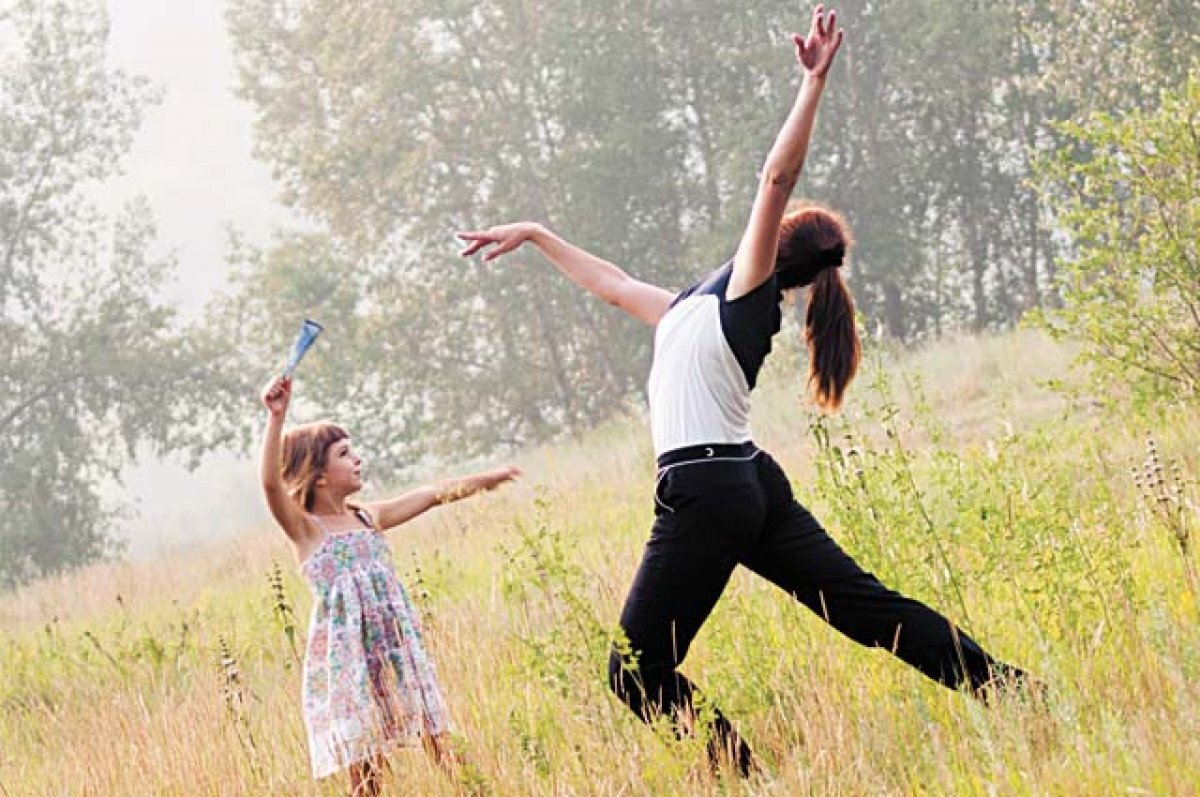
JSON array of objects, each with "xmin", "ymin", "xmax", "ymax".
[
  {"xmin": 259, "ymin": 374, "xmax": 519, "ymax": 795},
  {"xmin": 459, "ymin": 5, "xmax": 1028, "ymax": 777}
]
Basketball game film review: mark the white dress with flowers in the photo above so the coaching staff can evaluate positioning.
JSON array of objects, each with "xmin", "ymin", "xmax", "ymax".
[{"xmin": 300, "ymin": 511, "xmax": 450, "ymax": 778}]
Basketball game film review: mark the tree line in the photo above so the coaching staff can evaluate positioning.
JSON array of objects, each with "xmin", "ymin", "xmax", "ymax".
[{"xmin": 1, "ymin": 0, "xmax": 1196, "ymax": 583}]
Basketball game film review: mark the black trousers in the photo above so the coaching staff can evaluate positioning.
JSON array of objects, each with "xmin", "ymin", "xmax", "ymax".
[{"xmin": 607, "ymin": 442, "xmax": 1024, "ymax": 773}]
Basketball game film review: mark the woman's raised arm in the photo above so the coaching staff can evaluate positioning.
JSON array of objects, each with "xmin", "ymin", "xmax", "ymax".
[{"xmin": 726, "ymin": 5, "xmax": 843, "ymax": 301}]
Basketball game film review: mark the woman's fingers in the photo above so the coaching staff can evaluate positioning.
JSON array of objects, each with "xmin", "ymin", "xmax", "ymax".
[
  {"xmin": 459, "ymin": 230, "xmax": 519, "ymax": 260},
  {"xmin": 482, "ymin": 237, "xmax": 519, "ymax": 261},
  {"xmin": 820, "ymin": 28, "xmax": 843, "ymax": 71},
  {"xmin": 806, "ymin": 6, "xmax": 839, "ymax": 46},
  {"xmin": 460, "ymin": 240, "xmax": 486, "ymax": 257},
  {"xmin": 457, "ymin": 231, "xmax": 494, "ymax": 257},
  {"xmin": 459, "ymin": 226, "xmax": 528, "ymax": 261},
  {"xmin": 795, "ymin": 6, "xmax": 842, "ymax": 75}
]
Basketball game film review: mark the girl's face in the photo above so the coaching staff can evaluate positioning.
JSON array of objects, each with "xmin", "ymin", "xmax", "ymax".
[{"xmin": 320, "ymin": 438, "xmax": 363, "ymax": 496}]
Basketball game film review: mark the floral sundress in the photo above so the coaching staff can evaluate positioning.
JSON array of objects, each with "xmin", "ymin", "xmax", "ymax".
[{"xmin": 300, "ymin": 510, "xmax": 451, "ymax": 778}]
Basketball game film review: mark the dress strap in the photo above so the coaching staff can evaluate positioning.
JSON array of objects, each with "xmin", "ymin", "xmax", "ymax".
[{"xmin": 353, "ymin": 508, "xmax": 376, "ymax": 530}]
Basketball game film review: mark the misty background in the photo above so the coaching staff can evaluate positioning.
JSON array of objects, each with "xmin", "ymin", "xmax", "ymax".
[
  {"xmin": 2, "ymin": 0, "xmax": 1196, "ymax": 585},
  {"xmin": 99, "ymin": 0, "xmax": 283, "ymax": 556}
]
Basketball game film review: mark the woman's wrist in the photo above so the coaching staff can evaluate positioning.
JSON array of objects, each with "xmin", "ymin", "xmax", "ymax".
[
  {"xmin": 800, "ymin": 71, "xmax": 826, "ymax": 92},
  {"xmin": 525, "ymin": 222, "xmax": 551, "ymax": 246}
]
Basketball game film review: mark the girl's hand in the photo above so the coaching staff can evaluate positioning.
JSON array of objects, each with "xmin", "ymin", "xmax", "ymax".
[
  {"xmin": 483, "ymin": 464, "xmax": 522, "ymax": 490},
  {"xmin": 458, "ymin": 223, "xmax": 542, "ymax": 262},
  {"xmin": 261, "ymin": 375, "xmax": 292, "ymax": 417},
  {"xmin": 794, "ymin": 5, "xmax": 843, "ymax": 79}
]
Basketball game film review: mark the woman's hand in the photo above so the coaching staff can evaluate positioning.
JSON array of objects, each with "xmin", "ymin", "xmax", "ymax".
[
  {"xmin": 458, "ymin": 223, "xmax": 543, "ymax": 262},
  {"xmin": 794, "ymin": 5, "xmax": 843, "ymax": 79},
  {"xmin": 261, "ymin": 375, "xmax": 292, "ymax": 418}
]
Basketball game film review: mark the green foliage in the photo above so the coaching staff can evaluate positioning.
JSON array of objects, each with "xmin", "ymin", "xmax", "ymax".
[
  {"xmin": 0, "ymin": 0, "xmax": 246, "ymax": 585},
  {"xmin": 217, "ymin": 0, "xmax": 1200, "ymax": 462},
  {"xmin": 499, "ymin": 494, "xmax": 618, "ymax": 703},
  {"xmin": 804, "ymin": 358, "xmax": 1147, "ymax": 650},
  {"xmin": 1133, "ymin": 436, "xmax": 1198, "ymax": 588},
  {"xmin": 1023, "ymin": 0, "xmax": 1200, "ymax": 119},
  {"xmin": 1034, "ymin": 75, "xmax": 1200, "ymax": 407},
  {"xmin": 223, "ymin": 0, "xmax": 745, "ymax": 467},
  {"xmin": 2, "ymin": 352, "xmax": 1199, "ymax": 791},
  {"xmin": 266, "ymin": 560, "xmax": 300, "ymax": 667},
  {"xmin": 6, "ymin": 0, "xmax": 1195, "ymax": 589}
]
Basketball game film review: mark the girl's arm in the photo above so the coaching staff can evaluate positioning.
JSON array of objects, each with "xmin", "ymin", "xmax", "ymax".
[
  {"xmin": 727, "ymin": 5, "xmax": 843, "ymax": 301},
  {"xmin": 458, "ymin": 223, "xmax": 674, "ymax": 326},
  {"xmin": 259, "ymin": 375, "xmax": 307, "ymax": 542},
  {"xmin": 362, "ymin": 465, "xmax": 521, "ymax": 531}
]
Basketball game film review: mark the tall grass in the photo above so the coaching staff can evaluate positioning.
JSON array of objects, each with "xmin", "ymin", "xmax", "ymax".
[{"xmin": 1, "ymin": 330, "xmax": 1197, "ymax": 796}]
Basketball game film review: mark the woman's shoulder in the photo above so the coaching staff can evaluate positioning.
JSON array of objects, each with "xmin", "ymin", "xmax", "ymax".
[{"xmin": 671, "ymin": 260, "xmax": 735, "ymax": 308}]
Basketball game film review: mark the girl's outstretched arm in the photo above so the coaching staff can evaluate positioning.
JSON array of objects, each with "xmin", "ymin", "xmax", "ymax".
[
  {"xmin": 259, "ymin": 375, "xmax": 306, "ymax": 542},
  {"xmin": 727, "ymin": 4, "xmax": 843, "ymax": 301},
  {"xmin": 458, "ymin": 223, "xmax": 674, "ymax": 326},
  {"xmin": 363, "ymin": 465, "xmax": 521, "ymax": 531}
]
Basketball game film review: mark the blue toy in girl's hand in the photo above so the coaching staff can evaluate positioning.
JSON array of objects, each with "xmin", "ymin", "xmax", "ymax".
[{"xmin": 282, "ymin": 319, "xmax": 324, "ymax": 376}]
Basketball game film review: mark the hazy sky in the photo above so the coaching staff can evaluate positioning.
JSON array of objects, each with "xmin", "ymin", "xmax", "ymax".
[
  {"xmin": 101, "ymin": 0, "xmax": 289, "ymax": 314},
  {"xmin": 100, "ymin": 0, "xmax": 288, "ymax": 555}
]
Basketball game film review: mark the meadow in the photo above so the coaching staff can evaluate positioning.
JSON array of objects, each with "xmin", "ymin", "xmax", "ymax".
[{"xmin": 1, "ymin": 330, "xmax": 1197, "ymax": 796}]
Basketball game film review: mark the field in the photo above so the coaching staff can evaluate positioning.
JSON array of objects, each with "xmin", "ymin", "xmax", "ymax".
[{"xmin": 2, "ymin": 330, "xmax": 1197, "ymax": 796}]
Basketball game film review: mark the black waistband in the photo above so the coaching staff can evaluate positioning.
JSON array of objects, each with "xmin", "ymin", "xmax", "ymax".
[{"xmin": 656, "ymin": 441, "xmax": 759, "ymax": 469}]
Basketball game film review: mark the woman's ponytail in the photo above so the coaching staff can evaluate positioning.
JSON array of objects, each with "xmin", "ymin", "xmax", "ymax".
[
  {"xmin": 775, "ymin": 203, "xmax": 861, "ymax": 411},
  {"xmin": 805, "ymin": 265, "xmax": 859, "ymax": 410}
]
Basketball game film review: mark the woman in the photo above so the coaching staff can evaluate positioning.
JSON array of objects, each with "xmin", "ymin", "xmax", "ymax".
[{"xmin": 459, "ymin": 5, "xmax": 1026, "ymax": 776}]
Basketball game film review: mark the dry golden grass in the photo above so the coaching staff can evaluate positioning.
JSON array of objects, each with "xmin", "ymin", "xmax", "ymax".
[{"xmin": 2, "ymin": 330, "xmax": 1197, "ymax": 796}]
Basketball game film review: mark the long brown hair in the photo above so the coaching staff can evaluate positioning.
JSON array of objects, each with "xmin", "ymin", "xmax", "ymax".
[
  {"xmin": 280, "ymin": 421, "xmax": 349, "ymax": 511},
  {"xmin": 775, "ymin": 203, "xmax": 860, "ymax": 411}
]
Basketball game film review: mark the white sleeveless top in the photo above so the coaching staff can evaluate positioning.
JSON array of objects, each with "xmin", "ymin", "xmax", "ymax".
[{"xmin": 647, "ymin": 261, "xmax": 782, "ymax": 456}]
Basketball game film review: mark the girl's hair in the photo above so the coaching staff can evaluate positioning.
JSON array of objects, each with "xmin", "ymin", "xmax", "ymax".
[
  {"xmin": 775, "ymin": 203, "xmax": 860, "ymax": 411},
  {"xmin": 280, "ymin": 421, "xmax": 350, "ymax": 511}
]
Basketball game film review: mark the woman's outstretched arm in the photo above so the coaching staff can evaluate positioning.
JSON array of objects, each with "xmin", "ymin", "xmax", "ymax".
[
  {"xmin": 458, "ymin": 222, "xmax": 674, "ymax": 326},
  {"xmin": 727, "ymin": 4, "xmax": 843, "ymax": 301}
]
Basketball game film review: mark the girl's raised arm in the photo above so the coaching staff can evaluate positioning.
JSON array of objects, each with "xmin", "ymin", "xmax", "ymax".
[
  {"xmin": 259, "ymin": 375, "xmax": 306, "ymax": 542},
  {"xmin": 727, "ymin": 5, "xmax": 843, "ymax": 301},
  {"xmin": 458, "ymin": 222, "xmax": 674, "ymax": 326},
  {"xmin": 362, "ymin": 465, "xmax": 521, "ymax": 531}
]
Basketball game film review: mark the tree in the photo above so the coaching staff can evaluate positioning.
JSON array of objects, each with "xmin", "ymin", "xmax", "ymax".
[
  {"xmin": 1035, "ymin": 75, "xmax": 1200, "ymax": 405},
  {"xmin": 224, "ymin": 0, "xmax": 799, "ymax": 466},
  {"xmin": 222, "ymin": 0, "xmax": 1197, "ymax": 464},
  {"xmin": 0, "ymin": 0, "xmax": 242, "ymax": 586},
  {"xmin": 1018, "ymin": 0, "xmax": 1200, "ymax": 316}
]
